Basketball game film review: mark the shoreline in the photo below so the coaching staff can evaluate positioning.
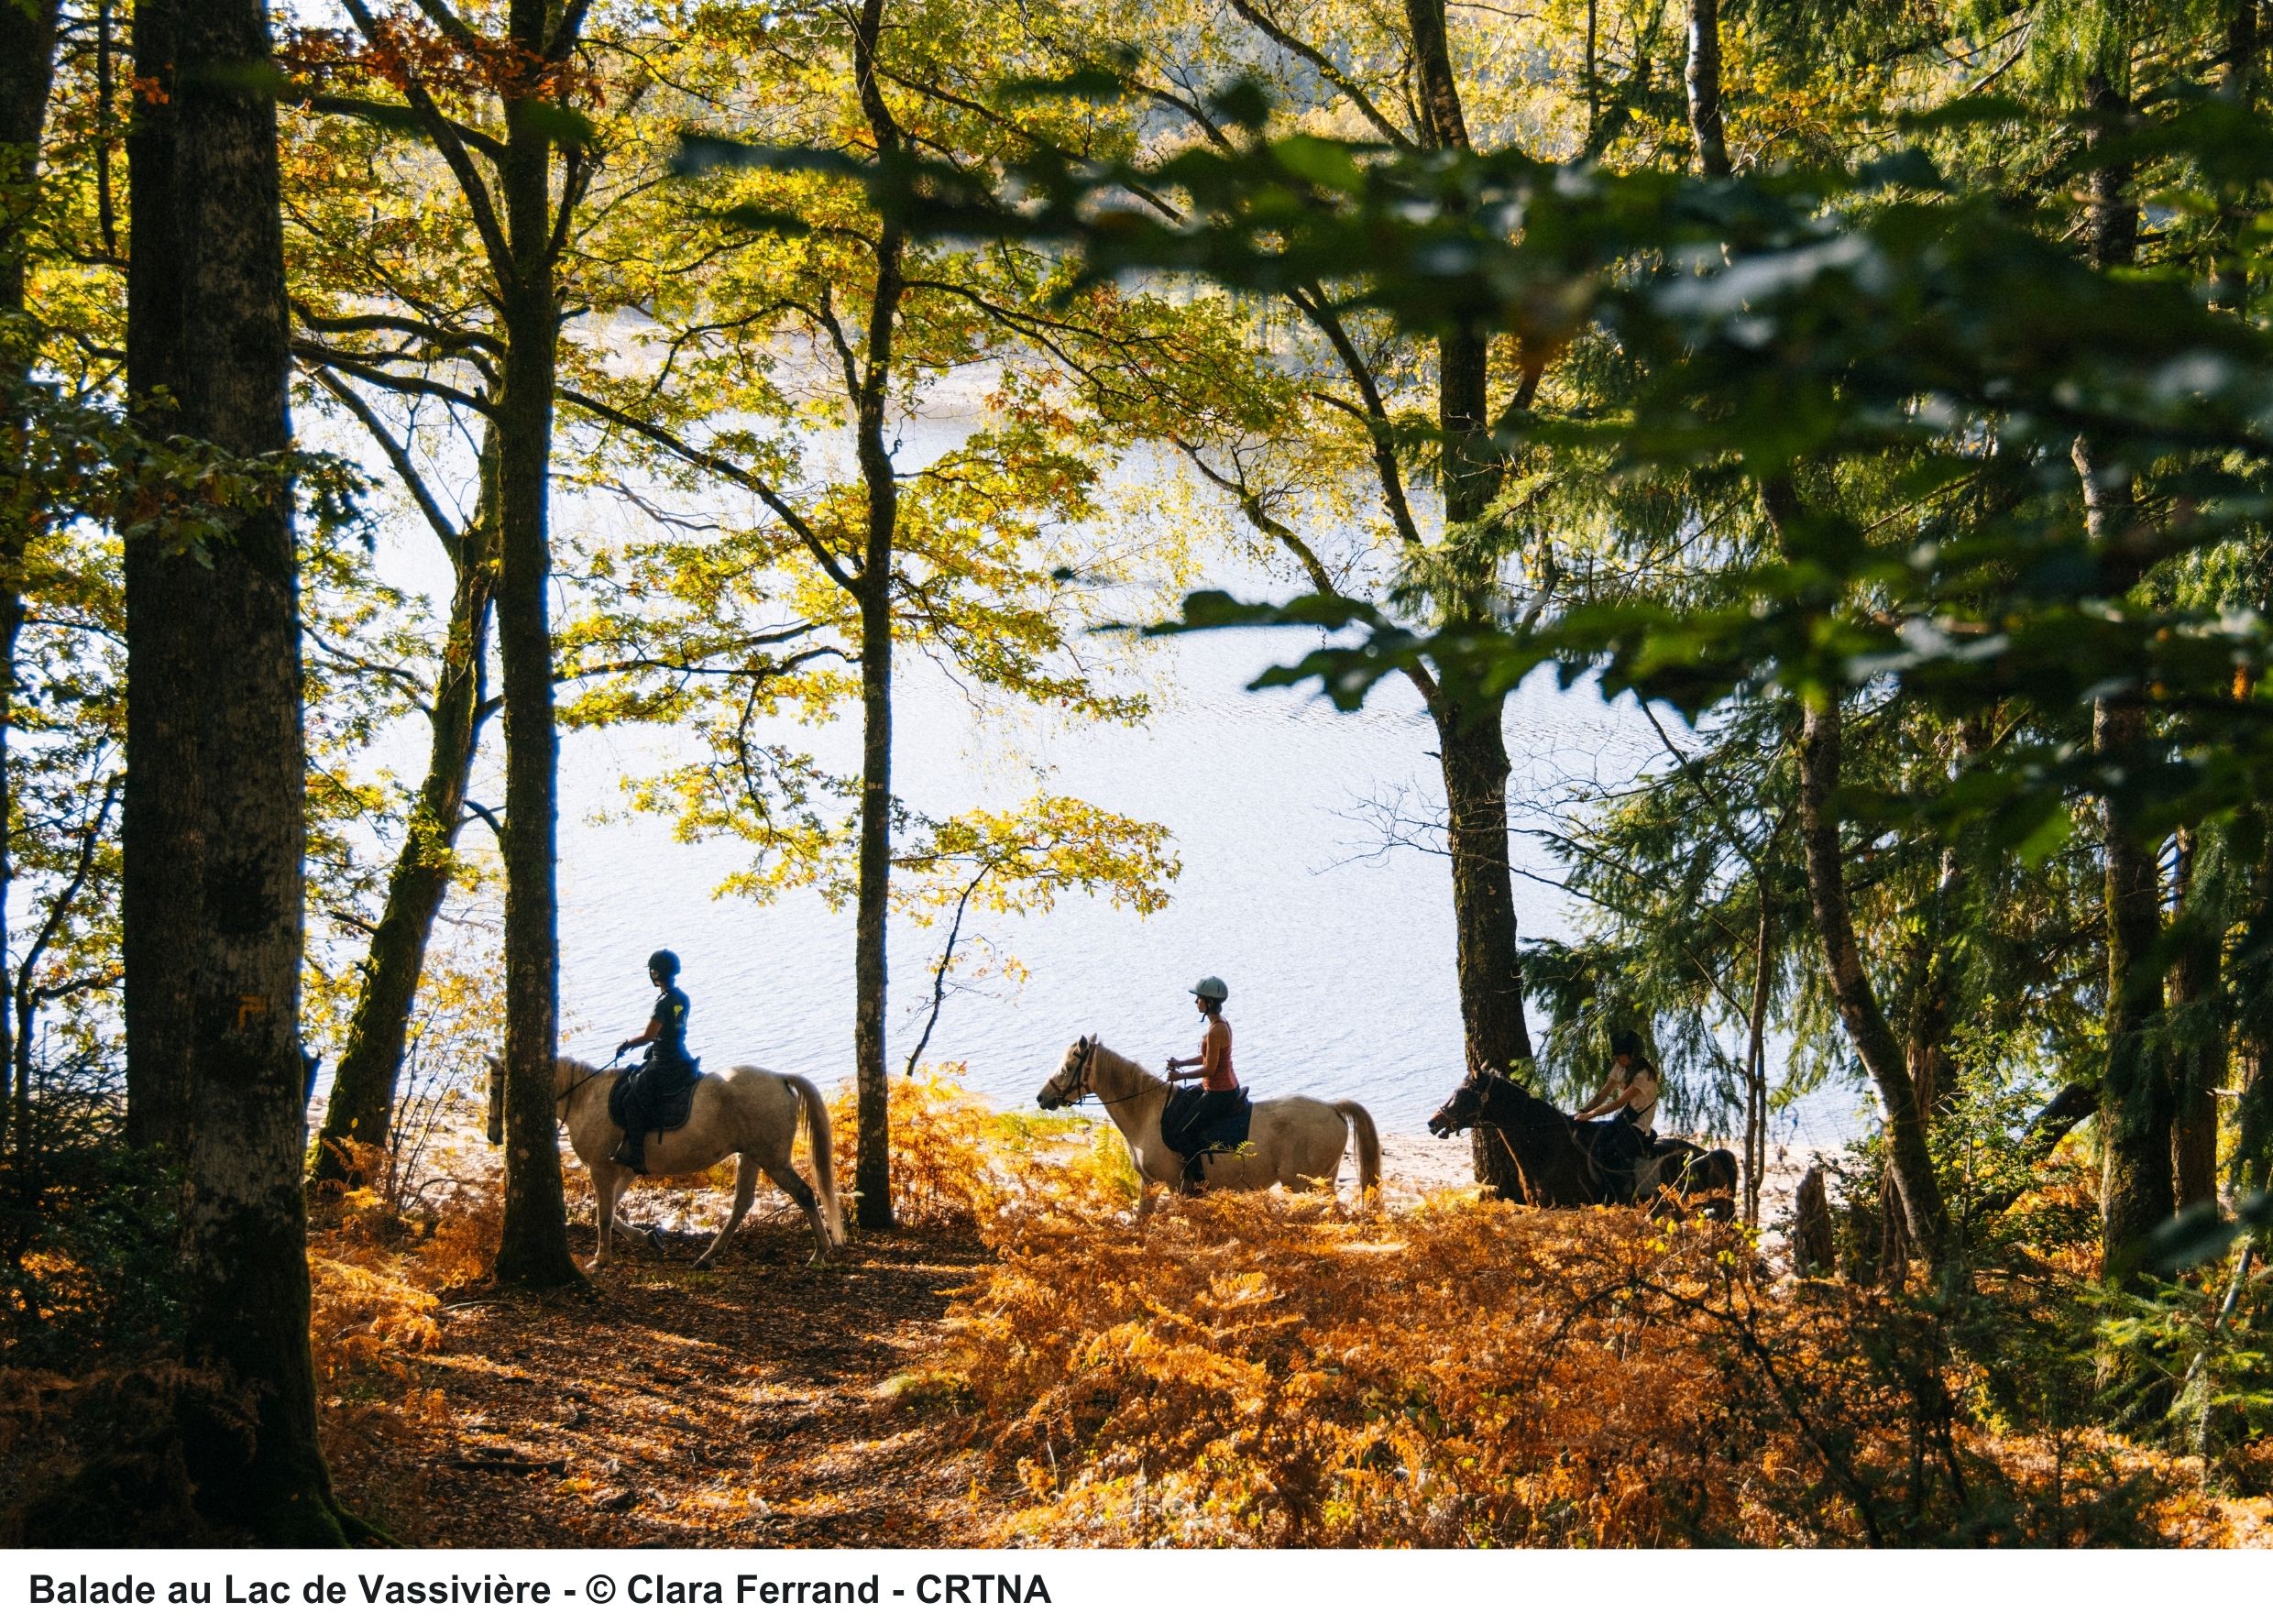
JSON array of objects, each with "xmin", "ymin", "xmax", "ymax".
[{"xmin": 1378, "ymin": 1130, "xmax": 1841, "ymax": 1240}]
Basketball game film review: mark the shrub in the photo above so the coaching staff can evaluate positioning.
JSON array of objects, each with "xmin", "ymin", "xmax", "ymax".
[
  {"xmin": 931, "ymin": 1195, "xmax": 2188, "ymax": 1547},
  {"xmin": 829, "ymin": 1070, "xmax": 1138, "ymax": 1230}
]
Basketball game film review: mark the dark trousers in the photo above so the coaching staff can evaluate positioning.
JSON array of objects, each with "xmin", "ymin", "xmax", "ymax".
[
  {"xmin": 1160, "ymin": 1086, "xmax": 1250, "ymax": 1191},
  {"xmin": 613, "ymin": 1055, "xmax": 696, "ymax": 1169}
]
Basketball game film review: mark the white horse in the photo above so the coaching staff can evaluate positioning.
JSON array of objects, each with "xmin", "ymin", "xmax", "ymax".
[
  {"xmin": 487, "ymin": 1055, "xmax": 845, "ymax": 1270},
  {"xmin": 1038, "ymin": 1036, "xmax": 1380, "ymax": 1217}
]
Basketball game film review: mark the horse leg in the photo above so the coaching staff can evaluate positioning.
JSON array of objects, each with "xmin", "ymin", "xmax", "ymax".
[
  {"xmin": 760, "ymin": 1156, "xmax": 836, "ymax": 1262},
  {"xmin": 1136, "ymin": 1180, "xmax": 1161, "ymax": 1226},
  {"xmin": 694, "ymin": 1155, "xmax": 761, "ymax": 1271},
  {"xmin": 589, "ymin": 1162, "xmax": 620, "ymax": 1271}
]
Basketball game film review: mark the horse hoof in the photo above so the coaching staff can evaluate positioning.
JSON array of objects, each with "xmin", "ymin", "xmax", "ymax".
[{"xmin": 693, "ymin": 1256, "xmax": 715, "ymax": 1272}]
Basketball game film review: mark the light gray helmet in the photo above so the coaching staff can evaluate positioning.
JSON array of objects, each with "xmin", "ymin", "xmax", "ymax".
[{"xmin": 1190, "ymin": 975, "xmax": 1229, "ymax": 1003}]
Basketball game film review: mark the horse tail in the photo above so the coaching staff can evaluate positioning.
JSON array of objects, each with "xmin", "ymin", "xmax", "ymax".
[
  {"xmin": 783, "ymin": 1072, "xmax": 845, "ymax": 1245},
  {"xmin": 1331, "ymin": 1101, "xmax": 1382, "ymax": 1202}
]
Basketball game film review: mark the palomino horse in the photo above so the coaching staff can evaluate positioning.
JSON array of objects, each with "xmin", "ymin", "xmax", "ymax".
[
  {"xmin": 1427, "ymin": 1066, "xmax": 1739, "ymax": 1219},
  {"xmin": 1038, "ymin": 1036, "xmax": 1380, "ymax": 1216},
  {"xmin": 487, "ymin": 1056, "xmax": 844, "ymax": 1269}
]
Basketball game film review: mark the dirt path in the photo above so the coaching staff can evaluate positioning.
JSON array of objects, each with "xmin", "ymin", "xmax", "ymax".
[{"xmin": 325, "ymin": 1216, "xmax": 999, "ymax": 1548}]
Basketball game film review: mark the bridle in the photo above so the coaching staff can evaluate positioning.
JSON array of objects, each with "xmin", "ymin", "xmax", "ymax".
[
  {"xmin": 1053, "ymin": 1037, "xmax": 1163, "ymax": 1109},
  {"xmin": 1434, "ymin": 1070, "xmax": 1544, "ymax": 1202},
  {"xmin": 1432, "ymin": 1072, "xmax": 1491, "ymax": 1135}
]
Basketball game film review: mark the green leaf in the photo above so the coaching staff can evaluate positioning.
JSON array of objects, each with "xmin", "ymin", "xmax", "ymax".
[
  {"xmin": 995, "ymin": 68, "xmax": 1131, "ymax": 105},
  {"xmin": 515, "ymin": 100, "xmax": 598, "ymax": 150}
]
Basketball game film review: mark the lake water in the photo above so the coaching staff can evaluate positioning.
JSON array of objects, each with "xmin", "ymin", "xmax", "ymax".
[
  {"xmin": 335, "ymin": 429, "xmax": 1867, "ymax": 1150},
  {"xmin": 534, "ymin": 633, "xmax": 1865, "ymax": 1147}
]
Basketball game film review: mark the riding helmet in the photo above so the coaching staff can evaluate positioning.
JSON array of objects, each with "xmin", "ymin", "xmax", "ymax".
[
  {"xmin": 648, "ymin": 949, "xmax": 682, "ymax": 980},
  {"xmin": 1190, "ymin": 975, "xmax": 1229, "ymax": 1003},
  {"xmin": 1611, "ymin": 1027, "xmax": 1644, "ymax": 1059}
]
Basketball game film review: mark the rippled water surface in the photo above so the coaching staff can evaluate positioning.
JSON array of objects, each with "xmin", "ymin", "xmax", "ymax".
[
  {"xmin": 544, "ymin": 631, "xmax": 1866, "ymax": 1147},
  {"xmin": 335, "ymin": 423, "xmax": 1866, "ymax": 1149}
]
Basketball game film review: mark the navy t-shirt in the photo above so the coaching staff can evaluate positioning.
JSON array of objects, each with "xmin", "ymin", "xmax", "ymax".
[{"xmin": 650, "ymin": 986, "xmax": 692, "ymax": 1065}]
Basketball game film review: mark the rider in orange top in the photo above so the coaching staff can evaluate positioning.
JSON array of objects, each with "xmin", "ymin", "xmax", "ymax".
[
  {"xmin": 1166, "ymin": 976, "xmax": 1237, "ymax": 1091},
  {"xmin": 1163, "ymin": 975, "xmax": 1240, "ymax": 1192}
]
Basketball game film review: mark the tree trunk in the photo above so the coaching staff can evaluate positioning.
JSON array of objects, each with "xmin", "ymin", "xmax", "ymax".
[
  {"xmin": 119, "ymin": 0, "xmax": 198, "ymax": 1156},
  {"xmin": 1402, "ymin": 0, "xmax": 1470, "ymax": 149},
  {"xmin": 1684, "ymin": 0, "xmax": 1731, "ymax": 179},
  {"xmin": 851, "ymin": 554, "xmax": 895, "ymax": 1229},
  {"xmin": 1901, "ymin": 845, "xmax": 1966, "ymax": 1117},
  {"xmin": 123, "ymin": 0, "xmax": 346, "ymax": 1542},
  {"xmin": 489, "ymin": 26, "xmax": 578, "ymax": 1289},
  {"xmin": 2236, "ymin": 830, "xmax": 2273, "ymax": 1194},
  {"xmin": 2212, "ymin": 0, "xmax": 2257, "ymax": 314},
  {"xmin": 1762, "ymin": 474, "xmax": 1949, "ymax": 1268},
  {"xmin": 848, "ymin": 0, "xmax": 905, "ymax": 1231},
  {"xmin": 1400, "ymin": 5, "xmax": 1535, "ymax": 1197},
  {"xmin": 1433, "ymin": 331, "xmax": 1533, "ymax": 1202},
  {"xmin": 2169, "ymin": 828, "xmax": 2224, "ymax": 1212},
  {"xmin": 312, "ymin": 466, "xmax": 497, "ymax": 1191},
  {"xmin": 2074, "ymin": 71, "xmax": 2174, "ymax": 1277},
  {"xmin": 1793, "ymin": 1165, "xmax": 1835, "ymax": 1278},
  {"xmin": 1434, "ymin": 684, "xmax": 1534, "ymax": 1196},
  {"xmin": 2236, "ymin": 1026, "xmax": 2273, "ymax": 1196},
  {"xmin": 2094, "ymin": 695, "xmax": 2175, "ymax": 1271},
  {"xmin": 1742, "ymin": 896, "xmax": 1772, "ymax": 1225},
  {"xmin": 1792, "ymin": 691, "xmax": 1949, "ymax": 1267},
  {"xmin": 0, "ymin": 0, "xmax": 63, "ymax": 1199}
]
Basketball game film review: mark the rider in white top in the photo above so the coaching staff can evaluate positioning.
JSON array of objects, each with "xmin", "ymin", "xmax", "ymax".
[{"xmin": 1574, "ymin": 1029, "xmax": 1661, "ymax": 1136}]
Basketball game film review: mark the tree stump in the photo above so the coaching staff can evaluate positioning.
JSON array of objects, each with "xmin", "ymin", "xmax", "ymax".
[{"xmin": 1793, "ymin": 1165, "xmax": 1837, "ymax": 1278}]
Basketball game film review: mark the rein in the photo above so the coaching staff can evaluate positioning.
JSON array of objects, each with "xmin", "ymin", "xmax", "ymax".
[
  {"xmin": 1067, "ymin": 1042, "xmax": 1164, "ymax": 1108},
  {"xmin": 555, "ymin": 1061, "xmax": 610, "ymax": 1106}
]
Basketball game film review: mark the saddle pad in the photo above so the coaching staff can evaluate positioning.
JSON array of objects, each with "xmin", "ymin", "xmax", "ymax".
[
  {"xmin": 1160, "ymin": 1085, "xmax": 1253, "ymax": 1160},
  {"xmin": 609, "ymin": 1059, "xmax": 703, "ymax": 1136}
]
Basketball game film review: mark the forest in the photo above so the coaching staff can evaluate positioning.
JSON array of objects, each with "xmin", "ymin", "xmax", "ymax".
[{"xmin": 5, "ymin": 0, "xmax": 2273, "ymax": 1550}]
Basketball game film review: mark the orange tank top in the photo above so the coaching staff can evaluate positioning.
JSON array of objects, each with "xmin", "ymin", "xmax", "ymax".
[{"xmin": 1201, "ymin": 1019, "xmax": 1238, "ymax": 1092}]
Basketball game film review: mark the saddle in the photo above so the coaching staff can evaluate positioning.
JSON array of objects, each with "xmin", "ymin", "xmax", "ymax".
[
  {"xmin": 1575, "ymin": 1117, "xmax": 1655, "ymax": 1202},
  {"xmin": 609, "ymin": 1056, "xmax": 703, "ymax": 1139},
  {"xmin": 1160, "ymin": 1085, "xmax": 1253, "ymax": 1189}
]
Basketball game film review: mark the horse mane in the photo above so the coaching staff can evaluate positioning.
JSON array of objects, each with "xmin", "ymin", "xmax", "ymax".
[
  {"xmin": 1087, "ymin": 1042, "xmax": 1163, "ymax": 1099},
  {"xmin": 1477, "ymin": 1070, "xmax": 1598, "ymax": 1201},
  {"xmin": 1492, "ymin": 1070, "xmax": 1573, "ymax": 1129}
]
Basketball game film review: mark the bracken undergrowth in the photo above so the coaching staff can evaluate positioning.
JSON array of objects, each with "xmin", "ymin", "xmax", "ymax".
[{"xmin": 924, "ymin": 1188, "xmax": 2241, "ymax": 1546}]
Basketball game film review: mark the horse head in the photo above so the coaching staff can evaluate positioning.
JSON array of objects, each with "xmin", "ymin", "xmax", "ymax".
[
  {"xmin": 1038, "ymin": 1035, "xmax": 1099, "ymax": 1110},
  {"xmin": 1427, "ymin": 1070, "xmax": 1496, "ymax": 1138}
]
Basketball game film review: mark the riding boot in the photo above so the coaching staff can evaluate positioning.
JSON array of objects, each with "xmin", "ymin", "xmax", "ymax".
[{"xmin": 611, "ymin": 1134, "xmax": 645, "ymax": 1174}]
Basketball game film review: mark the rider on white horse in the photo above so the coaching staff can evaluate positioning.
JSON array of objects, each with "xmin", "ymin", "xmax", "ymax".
[
  {"xmin": 609, "ymin": 949, "xmax": 697, "ymax": 1173},
  {"xmin": 1162, "ymin": 975, "xmax": 1245, "ymax": 1194}
]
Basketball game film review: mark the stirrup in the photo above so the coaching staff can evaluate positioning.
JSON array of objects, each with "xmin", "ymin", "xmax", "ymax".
[{"xmin": 610, "ymin": 1136, "xmax": 645, "ymax": 1173}]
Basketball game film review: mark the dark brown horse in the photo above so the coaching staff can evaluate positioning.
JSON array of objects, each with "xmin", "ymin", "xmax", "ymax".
[{"xmin": 1428, "ymin": 1067, "xmax": 1739, "ymax": 1220}]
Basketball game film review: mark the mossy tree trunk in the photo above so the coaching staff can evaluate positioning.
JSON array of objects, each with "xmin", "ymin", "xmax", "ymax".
[
  {"xmin": 849, "ymin": 0, "xmax": 905, "ymax": 1231},
  {"xmin": 311, "ymin": 428, "xmax": 499, "ymax": 1191},
  {"xmin": 488, "ymin": 9, "xmax": 580, "ymax": 1288},
  {"xmin": 2074, "ymin": 69, "xmax": 2177, "ymax": 1279},
  {"xmin": 123, "ymin": 0, "xmax": 347, "ymax": 1542}
]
